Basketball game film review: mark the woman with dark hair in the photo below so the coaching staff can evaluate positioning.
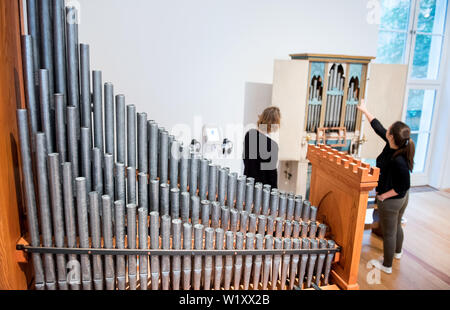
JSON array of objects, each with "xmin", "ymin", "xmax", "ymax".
[
  {"xmin": 243, "ymin": 107, "xmax": 281, "ymax": 189},
  {"xmin": 358, "ymin": 101, "xmax": 415, "ymax": 274}
]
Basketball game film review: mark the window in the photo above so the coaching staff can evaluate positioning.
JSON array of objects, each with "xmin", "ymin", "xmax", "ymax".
[
  {"xmin": 405, "ymin": 88, "xmax": 436, "ymax": 172},
  {"xmin": 377, "ymin": 0, "xmax": 412, "ymax": 64},
  {"xmin": 376, "ymin": 0, "xmax": 448, "ymax": 178},
  {"xmin": 411, "ymin": 0, "xmax": 448, "ymax": 79}
]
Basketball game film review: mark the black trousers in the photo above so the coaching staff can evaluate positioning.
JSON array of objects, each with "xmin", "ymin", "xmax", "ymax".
[{"xmin": 376, "ymin": 191, "xmax": 409, "ymax": 268}]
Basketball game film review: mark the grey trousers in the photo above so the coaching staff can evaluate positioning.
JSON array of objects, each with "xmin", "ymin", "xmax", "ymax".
[{"xmin": 377, "ymin": 192, "xmax": 409, "ymax": 268}]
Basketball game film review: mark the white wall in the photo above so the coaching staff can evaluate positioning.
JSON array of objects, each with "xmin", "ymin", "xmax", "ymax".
[{"xmin": 76, "ymin": 0, "xmax": 379, "ymax": 172}]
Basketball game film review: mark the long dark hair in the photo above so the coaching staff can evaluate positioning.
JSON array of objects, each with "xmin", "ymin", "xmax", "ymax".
[{"xmin": 390, "ymin": 122, "xmax": 415, "ymax": 172}]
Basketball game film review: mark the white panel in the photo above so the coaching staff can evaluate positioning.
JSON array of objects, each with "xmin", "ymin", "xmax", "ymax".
[
  {"xmin": 272, "ymin": 60, "xmax": 310, "ymax": 160},
  {"xmin": 361, "ymin": 64, "xmax": 408, "ymax": 159}
]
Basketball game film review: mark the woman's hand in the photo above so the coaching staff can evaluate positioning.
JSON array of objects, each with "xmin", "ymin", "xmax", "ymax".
[
  {"xmin": 358, "ymin": 99, "xmax": 375, "ymax": 123},
  {"xmin": 357, "ymin": 99, "xmax": 368, "ymax": 113},
  {"xmin": 377, "ymin": 189, "xmax": 399, "ymax": 202}
]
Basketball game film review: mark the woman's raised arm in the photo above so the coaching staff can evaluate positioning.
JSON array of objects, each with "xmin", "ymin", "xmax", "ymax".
[{"xmin": 358, "ymin": 100, "xmax": 388, "ymax": 142}]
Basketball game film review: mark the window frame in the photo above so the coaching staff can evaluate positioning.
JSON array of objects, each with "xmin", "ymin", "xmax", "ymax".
[
  {"xmin": 376, "ymin": 0, "xmax": 449, "ymax": 185},
  {"xmin": 402, "ymin": 85, "xmax": 440, "ymax": 174},
  {"xmin": 407, "ymin": 1, "xmax": 449, "ymax": 184},
  {"xmin": 407, "ymin": 0, "xmax": 448, "ymax": 83}
]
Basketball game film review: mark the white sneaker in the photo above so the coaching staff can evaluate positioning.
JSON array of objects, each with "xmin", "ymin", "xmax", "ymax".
[
  {"xmin": 368, "ymin": 259, "xmax": 392, "ymax": 274},
  {"xmin": 394, "ymin": 251, "xmax": 403, "ymax": 260}
]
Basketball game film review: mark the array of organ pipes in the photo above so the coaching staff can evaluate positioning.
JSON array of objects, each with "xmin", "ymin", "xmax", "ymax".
[
  {"xmin": 344, "ymin": 82, "xmax": 359, "ymax": 132},
  {"xmin": 18, "ymin": 1, "xmax": 338, "ymax": 290},
  {"xmin": 324, "ymin": 66, "xmax": 345, "ymax": 128},
  {"xmin": 307, "ymin": 65, "xmax": 359, "ymax": 132},
  {"xmin": 306, "ymin": 79, "xmax": 322, "ymax": 132}
]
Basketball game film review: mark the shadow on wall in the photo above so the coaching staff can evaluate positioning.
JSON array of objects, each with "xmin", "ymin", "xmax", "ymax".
[{"xmin": 244, "ymin": 82, "xmax": 273, "ymax": 127}]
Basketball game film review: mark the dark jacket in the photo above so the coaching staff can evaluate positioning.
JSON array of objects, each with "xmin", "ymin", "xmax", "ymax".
[
  {"xmin": 243, "ymin": 129, "xmax": 279, "ymax": 188},
  {"xmin": 371, "ymin": 119, "xmax": 411, "ymax": 199}
]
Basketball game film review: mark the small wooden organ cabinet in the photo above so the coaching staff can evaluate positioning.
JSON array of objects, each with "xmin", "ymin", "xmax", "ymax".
[{"xmin": 273, "ymin": 54, "xmax": 407, "ymax": 197}]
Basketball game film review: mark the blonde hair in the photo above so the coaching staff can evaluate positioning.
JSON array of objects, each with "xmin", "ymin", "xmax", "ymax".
[{"xmin": 257, "ymin": 107, "xmax": 281, "ymax": 134}]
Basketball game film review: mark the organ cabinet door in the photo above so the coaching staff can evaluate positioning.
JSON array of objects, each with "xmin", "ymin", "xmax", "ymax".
[
  {"xmin": 272, "ymin": 60, "xmax": 310, "ymax": 195},
  {"xmin": 361, "ymin": 64, "xmax": 408, "ymax": 160},
  {"xmin": 272, "ymin": 54, "xmax": 407, "ymax": 197},
  {"xmin": 272, "ymin": 59, "xmax": 310, "ymax": 162}
]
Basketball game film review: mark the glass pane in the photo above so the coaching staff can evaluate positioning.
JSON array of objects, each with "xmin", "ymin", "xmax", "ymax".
[
  {"xmin": 417, "ymin": 0, "xmax": 448, "ymax": 34},
  {"xmin": 406, "ymin": 89, "xmax": 436, "ymax": 132},
  {"xmin": 376, "ymin": 30, "xmax": 408, "ymax": 64},
  {"xmin": 410, "ymin": 133, "xmax": 431, "ymax": 173},
  {"xmin": 380, "ymin": 0, "xmax": 412, "ymax": 31},
  {"xmin": 411, "ymin": 34, "xmax": 443, "ymax": 79}
]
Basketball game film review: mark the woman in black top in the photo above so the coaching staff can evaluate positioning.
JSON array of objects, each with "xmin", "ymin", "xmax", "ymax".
[
  {"xmin": 243, "ymin": 107, "xmax": 280, "ymax": 189},
  {"xmin": 358, "ymin": 101, "xmax": 415, "ymax": 274}
]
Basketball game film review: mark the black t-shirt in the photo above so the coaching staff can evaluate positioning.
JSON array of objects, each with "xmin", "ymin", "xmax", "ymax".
[
  {"xmin": 371, "ymin": 119, "xmax": 411, "ymax": 199},
  {"xmin": 243, "ymin": 129, "xmax": 279, "ymax": 189}
]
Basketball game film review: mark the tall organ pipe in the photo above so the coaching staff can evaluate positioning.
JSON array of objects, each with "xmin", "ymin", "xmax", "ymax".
[
  {"xmin": 114, "ymin": 201, "xmax": 126, "ymax": 290},
  {"xmin": 149, "ymin": 121, "xmax": 159, "ymax": 180},
  {"xmin": 62, "ymin": 163, "xmax": 79, "ymax": 290},
  {"xmin": 92, "ymin": 148, "xmax": 103, "ymax": 197},
  {"xmin": 26, "ymin": 0, "xmax": 40, "ymax": 79},
  {"xmin": 102, "ymin": 196, "xmax": 115, "ymax": 290},
  {"xmin": 137, "ymin": 113, "xmax": 148, "ymax": 173},
  {"xmin": 104, "ymin": 154, "xmax": 114, "ymax": 202},
  {"xmin": 55, "ymin": 94, "xmax": 67, "ymax": 163},
  {"xmin": 169, "ymin": 140, "xmax": 180, "ymax": 189},
  {"xmin": 38, "ymin": 0, "xmax": 55, "ymax": 110},
  {"xmin": 35, "ymin": 133, "xmax": 56, "ymax": 290},
  {"xmin": 21, "ymin": 36, "xmax": 40, "ymax": 148},
  {"xmin": 39, "ymin": 69, "xmax": 54, "ymax": 153},
  {"xmin": 89, "ymin": 192, "xmax": 104, "ymax": 290},
  {"xmin": 138, "ymin": 207, "xmax": 149, "ymax": 290},
  {"xmin": 53, "ymin": 0, "xmax": 67, "ymax": 109},
  {"xmin": 48, "ymin": 154, "xmax": 67, "ymax": 290},
  {"xmin": 172, "ymin": 219, "xmax": 182, "ymax": 290},
  {"xmin": 138, "ymin": 173, "xmax": 148, "ymax": 212},
  {"xmin": 127, "ymin": 204, "xmax": 137, "ymax": 290},
  {"xmin": 127, "ymin": 105, "xmax": 136, "ymax": 168},
  {"xmin": 150, "ymin": 212, "xmax": 160, "ymax": 290},
  {"xmin": 66, "ymin": 7, "xmax": 80, "ymax": 111},
  {"xmin": 67, "ymin": 107, "xmax": 79, "ymax": 181},
  {"xmin": 214, "ymin": 228, "xmax": 225, "ymax": 290},
  {"xmin": 105, "ymin": 83, "xmax": 115, "ymax": 159},
  {"xmin": 182, "ymin": 223, "xmax": 192, "ymax": 290},
  {"xmin": 76, "ymin": 178, "xmax": 93, "ymax": 290},
  {"xmin": 116, "ymin": 95, "xmax": 126, "ymax": 164},
  {"xmin": 93, "ymin": 71, "xmax": 104, "ymax": 153},
  {"xmin": 17, "ymin": 116, "xmax": 44, "ymax": 288},
  {"xmin": 199, "ymin": 159, "xmax": 209, "ymax": 200},
  {"xmin": 80, "ymin": 44, "xmax": 92, "ymax": 131}
]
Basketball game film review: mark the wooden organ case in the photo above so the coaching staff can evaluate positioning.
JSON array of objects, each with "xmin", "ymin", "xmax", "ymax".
[
  {"xmin": 307, "ymin": 144, "xmax": 379, "ymax": 290},
  {"xmin": 273, "ymin": 54, "xmax": 407, "ymax": 197}
]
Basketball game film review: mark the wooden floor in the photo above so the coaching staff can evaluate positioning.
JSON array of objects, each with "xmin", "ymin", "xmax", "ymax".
[{"xmin": 358, "ymin": 190, "xmax": 450, "ymax": 290}]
